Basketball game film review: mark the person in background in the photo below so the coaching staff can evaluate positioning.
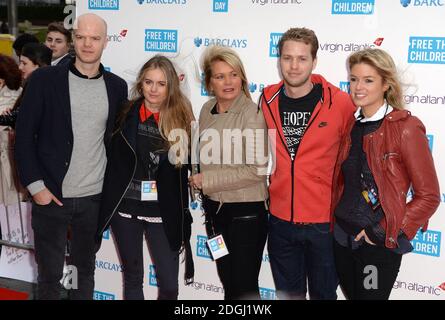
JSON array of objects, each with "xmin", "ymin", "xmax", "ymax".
[
  {"xmin": 0, "ymin": 54, "xmax": 23, "ymax": 255},
  {"xmin": 0, "ymin": 54, "xmax": 22, "ymax": 112},
  {"xmin": 12, "ymin": 33, "xmax": 39, "ymax": 59},
  {"xmin": 45, "ymin": 22, "xmax": 73, "ymax": 66},
  {"xmin": 332, "ymin": 48, "xmax": 440, "ymax": 300},
  {"xmin": 0, "ymin": 21, "xmax": 9, "ymax": 34},
  {"xmin": 0, "ymin": 54, "xmax": 24, "ymax": 208},
  {"xmin": 0, "ymin": 43, "xmax": 52, "ymax": 128},
  {"xmin": 97, "ymin": 55, "xmax": 195, "ymax": 300},
  {"xmin": 18, "ymin": 43, "xmax": 53, "ymax": 81},
  {"xmin": 189, "ymin": 45, "xmax": 269, "ymax": 300}
]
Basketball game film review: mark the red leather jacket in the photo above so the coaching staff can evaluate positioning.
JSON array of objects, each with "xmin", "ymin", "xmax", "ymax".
[{"xmin": 332, "ymin": 109, "xmax": 440, "ymax": 248}]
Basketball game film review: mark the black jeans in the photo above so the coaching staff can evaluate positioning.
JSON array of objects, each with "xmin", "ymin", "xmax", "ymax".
[
  {"xmin": 31, "ymin": 194, "xmax": 100, "ymax": 300},
  {"xmin": 111, "ymin": 213, "xmax": 179, "ymax": 300},
  {"xmin": 204, "ymin": 199, "xmax": 268, "ymax": 300},
  {"xmin": 334, "ymin": 240, "xmax": 402, "ymax": 300}
]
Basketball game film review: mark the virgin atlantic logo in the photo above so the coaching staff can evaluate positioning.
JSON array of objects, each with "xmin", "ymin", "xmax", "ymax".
[{"xmin": 373, "ymin": 37, "xmax": 384, "ymax": 46}]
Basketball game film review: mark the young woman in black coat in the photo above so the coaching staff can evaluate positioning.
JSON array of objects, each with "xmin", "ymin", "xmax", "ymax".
[{"xmin": 97, "ymin": 56, "xmax": 195, "ymax": 300}]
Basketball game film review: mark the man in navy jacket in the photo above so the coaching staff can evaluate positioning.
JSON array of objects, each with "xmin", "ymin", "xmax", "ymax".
[{"xmin": 14, "ymin": 13, "xmax": 128, "ymax": 300}]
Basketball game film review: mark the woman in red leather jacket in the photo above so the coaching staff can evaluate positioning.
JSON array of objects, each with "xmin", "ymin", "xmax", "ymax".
[{"xmin": 332, "ymin": 48, "xmax": 440, "ymax": 300}]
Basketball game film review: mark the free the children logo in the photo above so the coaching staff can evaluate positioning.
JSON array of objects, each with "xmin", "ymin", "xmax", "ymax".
[
  {"xmin": 88, "ymin": 0, "xmax": 119, "ymax": 10},
  {"xmin": 145, "ymin": 29, "xmax": 178, "ymax": 52},
  {"xmin": 408, "ymin": 36, "xmax": 445, "ymax": 64},
  {"xmin": 331, "ymin": 0, "xmax": 375, "ymax": 14}
]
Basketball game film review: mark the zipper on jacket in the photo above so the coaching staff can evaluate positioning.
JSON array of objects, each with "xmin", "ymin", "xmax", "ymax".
[
  {"xmin": 290, "ymin": 99, "xmax": 323, "ymax": 223},
  {"xmin": 263, "ymin": 89, "xmax": 324, "ymax": 224},
  {"xmin": 366, "ymin": 133, "xmax": 395, "ymax": 248},
  {"xmin": 100, "ymin": 131, "xmax": 138, "ymax": 235},
  {"xmin": 290, "ymin": 160, "xmax": 295, "ymax": 222},
  {"xmin": 262, "ymin": 92, "xmax": 294, "ymax": 222}
]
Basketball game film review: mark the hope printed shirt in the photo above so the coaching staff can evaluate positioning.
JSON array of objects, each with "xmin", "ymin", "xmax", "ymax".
[{"xmin": 279, "ymin": 84, "xmax": 322, "ymax": 159}]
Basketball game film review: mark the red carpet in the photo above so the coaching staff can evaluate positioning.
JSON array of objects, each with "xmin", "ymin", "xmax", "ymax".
[{"xmin": 0, "ymin": 287, "xmax": 29, "ymax": 300}]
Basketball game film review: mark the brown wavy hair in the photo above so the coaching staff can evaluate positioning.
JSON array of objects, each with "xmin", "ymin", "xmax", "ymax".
[{"xmin": 0, "ymin": 54, "xmax": 22, "ymax": 90}]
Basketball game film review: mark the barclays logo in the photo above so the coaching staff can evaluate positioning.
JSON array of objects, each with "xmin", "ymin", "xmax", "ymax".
[
  {"xmin": 411, "ymin": 229, "xmax": 441, "ymax": 257},
  {"xmin": 95, "ymin": 260, "xmax": 123, "ymax": 272},
  {"xmin": 93, "ymin": 290, "xmax": 115, "ymax": 300},
  {"xmin": 249, "ymin": 82, "xmax": 265, "ymax": 94},
  {"xmin": 193, "ymin": 37, "xmax": 247, "ymax": 48},
  {"xmin": 401, "ymin": 0, "xmax": 444, "ymax": 6},
  {"xmin": 88, "ymin": 0, "xmax": 119, "ymax": 10},
  {"xmin": 332, "ymin": 0, "xmax": 375, "ymax": 14},
  {"xmin": 214, "ymin": 0, "xmax": 229, "ymax": 12},
  {"xmin": 145, "ymin": 29, "xmax": 178, "ymax": 52},
  {"xmin": 194, "ymin": 37, "xmax": 203, "ymax": 47}
]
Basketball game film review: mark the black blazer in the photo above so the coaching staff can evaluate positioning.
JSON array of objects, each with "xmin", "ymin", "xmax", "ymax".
[
  {"xmin": 14, "ymin": 63, "xmax": 128, "ymax": 200},
  {"xmin": 55, "ymin": 54, "xmax": 73, "ymax": 66},
  {"xmin": 96, "ymin": 100, "xmax": 193, "ymax": 251}
]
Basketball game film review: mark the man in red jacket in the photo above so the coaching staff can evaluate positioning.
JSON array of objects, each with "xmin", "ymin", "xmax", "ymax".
[{"xmin": 260, "ymin": 27, "xmax": 355, "ymax": 299}]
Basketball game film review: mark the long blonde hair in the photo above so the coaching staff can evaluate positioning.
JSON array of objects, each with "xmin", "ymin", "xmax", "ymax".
[
  {"xmin": 201, "ymin": 45, "xmax": 251, "ymax": 99},
  {"xmin": 117, "ymin": 55, "xmax": 195, "ymax": 166},
  {"xmin": 348, "ymin": 48, "xmax": 404, "ymax": 110}
]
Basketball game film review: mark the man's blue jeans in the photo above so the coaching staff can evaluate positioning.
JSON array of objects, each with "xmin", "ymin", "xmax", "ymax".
[{"xmin": 267, "ymin": 214, "xmax": 338, "ymax": 300}]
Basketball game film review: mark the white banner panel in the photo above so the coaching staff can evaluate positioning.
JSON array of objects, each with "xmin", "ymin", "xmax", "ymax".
[{"xmin": 75, "ymin": 0, "xmax": 445, "ymax": 300}]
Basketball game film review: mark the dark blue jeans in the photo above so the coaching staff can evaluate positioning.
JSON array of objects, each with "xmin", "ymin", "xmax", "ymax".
[
  {"xmin": 31, "ymin": 194, "xmax": 100, "ymax": 300},
  {"xmin": 111, "ymin": 213, "xmax": 179, "ymax": 300},
  {"xmin": 267, "ymin": 214, "xmax": 338, "ymax": 300}
]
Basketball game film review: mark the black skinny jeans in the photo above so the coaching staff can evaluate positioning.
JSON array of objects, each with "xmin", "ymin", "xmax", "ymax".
[
  {"xmin": 204, "ymin": 198, "xmax": 268, "ymax": 300},
  {"xmin": 111, "ymin": 213, "xmax": 179, "ymax": 300},
  {"xmin": 334, "ymin": 240, "xmax": 402, "ymax": 300}
]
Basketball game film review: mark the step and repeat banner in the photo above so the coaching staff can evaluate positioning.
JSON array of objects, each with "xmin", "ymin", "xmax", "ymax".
[{"xmin": 77, "ymin": 0, "xmax": 445, "ymax": 300}]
